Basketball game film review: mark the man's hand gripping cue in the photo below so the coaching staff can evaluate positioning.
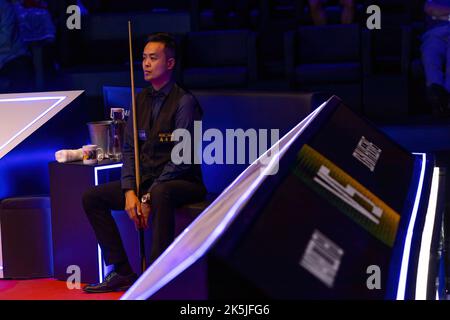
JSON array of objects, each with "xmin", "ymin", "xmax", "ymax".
[
  {"xmin": 140, "ymin": 198, "xmax": 151, "ymax": 230},
  {"xmin": 124, "ymin": 190, "xmax": 150, "ymax": 230}
]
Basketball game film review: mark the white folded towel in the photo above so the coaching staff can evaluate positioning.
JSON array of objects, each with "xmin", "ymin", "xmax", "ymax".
[{"xmin": 55, "ymin": 148, "xmax": 83, "ymax": 163}]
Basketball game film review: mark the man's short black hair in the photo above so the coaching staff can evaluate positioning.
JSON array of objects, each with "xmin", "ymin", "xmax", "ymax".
[{"xmin": 146, "ymin": 32, "xmax": 177, "ymax": 60}]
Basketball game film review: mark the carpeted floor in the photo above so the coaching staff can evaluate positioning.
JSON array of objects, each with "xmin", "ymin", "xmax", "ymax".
[{"xmin": 0, "ymin": 278, "xmax": 123, "ymax": 300}]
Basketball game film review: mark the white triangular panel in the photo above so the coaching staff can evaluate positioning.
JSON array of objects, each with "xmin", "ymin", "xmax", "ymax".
[{"xmin": 0, "ymin": 90, "xmax": 84, "ymax": 159}]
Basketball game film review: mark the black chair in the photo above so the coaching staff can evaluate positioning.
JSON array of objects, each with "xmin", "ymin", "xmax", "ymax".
[
  {"xmin": 363, "ymin": 0, "xmax": 413, "ymax": 25},
  {"xmin": 175, "ymin": 193, "xmax": 218, "ymax": 234},
  {"xmin": 402, "ymin": 21, "xmax": 428, "ymax": 115},
  {"xmin": 181, "ymin": 30, "xmax": 258, "ymax": 89},
  {"xmin": 190, "ymin": 0, "xmax": 261, "ymax": 31},
  {"xmin": 284, "ymin": 23, "xmax": 366, "ymax": 113},
  {"xmin": 261, "ymin": 0, "xmax": 303, "ymax": 26},
  {"xmin": 102, "ymin": 86, "xmax": 327, "ymax": 194},
  {"xmin": 356, "ymin": 0, "xmax": 421, "ymax": 120},
  {"xmin": 81, "ymin": 0, "xmax": 189, "ymax": 13},
  {"xmin": 362, "ymin": 24, "xmax": 413, "ymax": 119}
]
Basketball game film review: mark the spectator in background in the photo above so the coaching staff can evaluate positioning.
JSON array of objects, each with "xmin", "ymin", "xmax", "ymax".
[
  {"xmin": 0, "ymin": 0, "xmax": 33, "ymax": 93},
  {"xmin": 308, "ymin": 0, "xmax": 355, "ymax": 25},
  {"xmin": 421, "ymin": 0, "xmax": 450, "ymax": 116},
  {"xmin": 213, "ymin": 0, "xmax": 252, "ymax": 29}
]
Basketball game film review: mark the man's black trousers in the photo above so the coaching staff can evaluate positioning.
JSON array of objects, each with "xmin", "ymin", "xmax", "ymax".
[{"xmin": 82, "ymin": 179, "xmax": 207, "ymax": 269}]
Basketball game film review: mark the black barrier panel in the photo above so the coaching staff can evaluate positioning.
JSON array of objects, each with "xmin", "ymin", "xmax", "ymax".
[
  {"xmin": 122, "ymin": 96, "xmax": 437, "ymax": 300},
  {"xmin": 207, "ymin": 98, "xmax": 420, "ymax": 300}
]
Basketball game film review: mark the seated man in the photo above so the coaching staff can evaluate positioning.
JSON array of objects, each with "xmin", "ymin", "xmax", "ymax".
[
  {"xmin": 0, "ymin": 0, "xmax": 33, "ymax": 93},
  {"xmin": 307, "ymin": 0, "xmax": 355, "ymax": 25},
  {"xmin": 421, "ymin": 0, "xmax": 450, "ymax": 115},
  {"xmin": 82, "ymin": 33, "xmax": 207, "ymax": 293}
]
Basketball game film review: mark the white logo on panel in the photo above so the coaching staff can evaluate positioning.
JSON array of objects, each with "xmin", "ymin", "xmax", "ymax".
[
  {"xmin": 300, "ymin": 230, "xmax": 344, "ymax": 288},
  {"xmin": 313, "ymin": 165, "xmax": 383, "ymax": 224},
  {"xmin": 352, "ymin": 136, "xmax": 382, "ymax": 172}
]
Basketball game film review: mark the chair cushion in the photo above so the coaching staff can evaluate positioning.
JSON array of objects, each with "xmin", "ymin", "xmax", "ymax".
[
  {"xmin": 297, "ymin": 24, "xmax": 360, "ymax": 63},
  {"xmin": 1, "ymin": 197, "xmax": 50, "ymax": 209},
  {"xmin": 187, "ymin": 30, "xmax": 250, "ymax": 67},
  {"xmin": 411, "ymin": 58, "xmax": 424, "ymax": 81},
  {"xmin": 177, "ymin": 193, "xmax": 218, "ymax": 218},
  {"xmin": 183, "ymin": 66, "xmax": 248, "ymax": 88},
  {"xmin": 295, "ymin": 62, "xmax": 361, "ymax": 84}
]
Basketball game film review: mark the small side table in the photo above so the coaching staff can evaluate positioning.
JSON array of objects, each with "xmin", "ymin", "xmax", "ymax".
[{"xmin": 49, "ymin": 160, "xmax": 128, "ymax": 284}]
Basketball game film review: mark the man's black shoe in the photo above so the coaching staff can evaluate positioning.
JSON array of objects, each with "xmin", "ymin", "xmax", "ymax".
[{"xmin": 83, "ymin": 271, "xmax": 137, "ymax": 293}]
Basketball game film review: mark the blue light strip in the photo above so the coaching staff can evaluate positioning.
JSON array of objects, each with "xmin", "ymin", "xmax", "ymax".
[
  {"xmin": 396, "ymin": 152, "xmax": 426, "ymax": 300},
  {"xmin": 0, "ymin": 96, "xmax": 65, "ymax": 152},
  {"xmin": 416, "ymin": 167, "xmax": 440, "ymax": 299},
  {"xmin": 121, "ymin": 101, "xmax": 328, "ymax": 300},
  {"xmin": 94, "ymin": 163, "xmax": 123, "ymax": 282}
]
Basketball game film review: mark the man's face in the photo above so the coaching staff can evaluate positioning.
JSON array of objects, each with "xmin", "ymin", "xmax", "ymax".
[{"xmin": 142, "ymin": 41, "xmax": 175, "ymax": 83}]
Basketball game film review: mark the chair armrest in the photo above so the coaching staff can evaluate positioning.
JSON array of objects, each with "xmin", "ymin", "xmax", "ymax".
[
  {"xmin": 260, "ymin": 0, "xmax": 270, "ymax": 28},
  {"xmin": 284, "ymin": 30, "xmax": 296, "ymax": 84},
  {"xmin": 295, "ymin": 0, "xmax": 307, "ymax": 25},
  {"xmin": 401, "ymin": 24, "xmax": 412, "ymax": 75},
  {"xmin": 247, "ymin": 31, "xmax": 258, "ymax": 84},
  {"xmin": 173, "ymin": 33, "xmax": 185, "ymax": 82},
  {"xmin": 361, "ymin": 28, "xmax": 372, "ymax": 77},
  {"xmin": 190, "ymin": 0, "xmax": 200, "ymax": 31}
]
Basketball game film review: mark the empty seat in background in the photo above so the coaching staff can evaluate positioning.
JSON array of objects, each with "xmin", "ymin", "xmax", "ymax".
[
  {"xmin": 284, "ymin": 23, "xmax": 366, "ymax": 113},
  {"xmin": 181, "ymin": 30, "xmax": 258, "ymax": 89}
]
